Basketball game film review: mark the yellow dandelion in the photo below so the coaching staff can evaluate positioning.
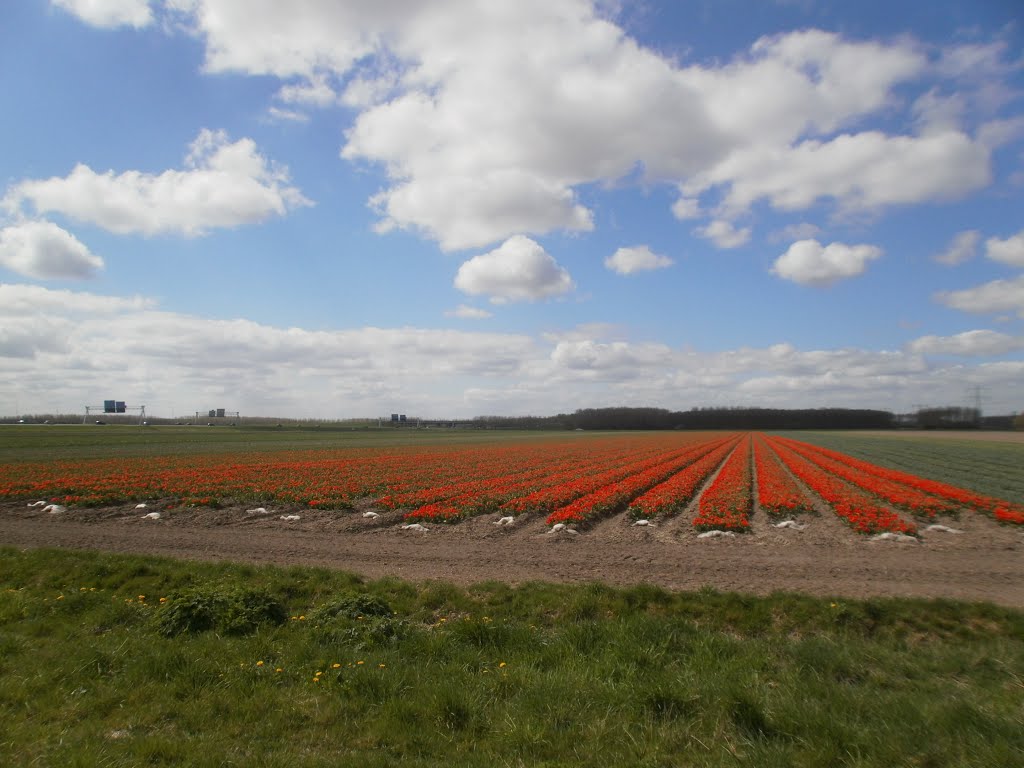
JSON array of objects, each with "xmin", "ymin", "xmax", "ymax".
[
  {"xmin": 56, "ymin": 595, "xmax": 64, "ymax": 600},
  {"xmin": 138, "ymin": 595, "xmax": 145, "ymax": 601},
  {"xmin": 315, "ymin": 671, "xmax": 323, "ymax": 676},
  {"xmin": 80, "ymin": 587, "xmax": 86, "ymax": 592},
  {"xmin": 332, "ymin": 663, "xmax": 341, "ymax": 669},
  {"xmin": 256, "ymin": 661, "xmax": 264, "ymax": 667},
  {"xmin": 356, "ymin": 660, "xmax": 364, "ymax": 665},
  {"xmin": 499, "ymin": 662, "xmax": 506, "ymax": 668},
  {"xmin": 275, "ymin": 668, "xmax": 283, "ymax": 673},
  {"xmin": 312, "ymin": 677, "xmax": 320, "ymax": 683},
  {"xmin": 298, "ymin": 615, "xmax": 306, "ymax": 621},
  {"xmin": 159, "ymin": 597, "xmax": 167, "ymax": 603},
  {"xmin": 378, "ymin": 664, "xmax": 386, "ymax": 669}
]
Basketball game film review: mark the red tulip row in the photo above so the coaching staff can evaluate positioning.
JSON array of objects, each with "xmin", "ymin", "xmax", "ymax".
[
  {"xmin": 764, "ymin": 437, "xmax": 917, "ymax": 535},
  {"xmin": 769, "ymin": 437, "xmax": 955, "ymax": 518},
  {"xmin": 400, "ymin": 434, "xmax": 735, "ymax": 522},
  {"xmin": 494, "ymin": 437, "xmax": 735, "ymax": 518},
  {"xmin": 385, "ymin": 439, "xmax": 677, "ymax": 513},
  {"xmin": 544, "ymin": 436, "xmax": 739, "ymax": 526},
  {"xmin": 771, "ymin": 437, "xmax": 1024, "ymax": 525},
  {"xmin": 692, "ymin": 435, "xmax": 753, "ymax": 532},
  {"xmin": 752, "ymin": 435, "xmax": 815, "ymax": 517},
  {"xmin": 626, "ymin": 438, "xmax": 740, "ymax": 519}
]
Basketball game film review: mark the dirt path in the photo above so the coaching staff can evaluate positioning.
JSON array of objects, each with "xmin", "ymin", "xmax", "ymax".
[{"xmin": 3, "ymin": 501, "xmax": 1023, "ymax": 607}]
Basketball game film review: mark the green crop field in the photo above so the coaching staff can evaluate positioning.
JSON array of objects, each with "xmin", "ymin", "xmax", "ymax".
[{"xmin": 781, "ymin": 431, "xmax": 1024, "ymax": 505}]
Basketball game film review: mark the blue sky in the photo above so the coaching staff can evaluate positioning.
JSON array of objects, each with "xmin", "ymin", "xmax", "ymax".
[{"xmin": 1, "ymin": 0, "xmax": 1023, "ymax": 419}]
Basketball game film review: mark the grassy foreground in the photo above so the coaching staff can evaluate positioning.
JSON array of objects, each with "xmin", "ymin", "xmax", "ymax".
[{"xmin": 1, "ymin": 548, "xmax": 1022, "ymax": 767}]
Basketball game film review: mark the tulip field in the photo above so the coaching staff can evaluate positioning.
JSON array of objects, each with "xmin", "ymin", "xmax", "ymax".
[{"xmin": 3, "ymin": 429, "xmax": 1023, "ymax": 535}]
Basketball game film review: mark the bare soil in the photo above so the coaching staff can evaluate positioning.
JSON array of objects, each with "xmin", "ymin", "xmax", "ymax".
[{"xmin": 3, "ymin": 500, "xmax": 1023, "ymax": 607}]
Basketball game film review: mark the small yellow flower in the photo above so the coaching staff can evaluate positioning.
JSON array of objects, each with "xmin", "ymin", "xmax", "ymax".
[
  {"xmin": 275, "ymin": 668, "xmax": 283, "ymax": 673},
  {"xmin": 356, "ymin": 660, "xmax": 364, "ymax": 665},
  {"xmin": 56, "ymin": 595, "xmax": 64, "ymax": 600},
  {"xmin": 315, "ymin": 671, "xmax": 322, "ymax": 676},
  {"xmin": 256, "ymin": 661, "xmax": 264, "ymax": 667},
  {"xmin": 499, "ymin": 662, "xmax": 506, "ymax": 668},
  {"xmin": 298, "ymin": 615, "xmax": 306, "ymax": 621},
  {"xmin": 332, "ymin": 663, "xmax": 341, "ymax": 669},
  {"xmin": 80, "ymin": 587, "xmax": 87, "ymax": 592},
  {"xmin": 138, "ymin": 595, "xmax": 145, "ymax": 601},
  {"xmin": 830, "ymin": 602, "xmax": 838, "ymax": 608},
  {"xmin": 312, "ymin": 677, "xmax": 320, "ymax": 683},
  {"xmin": 159, "ymin": 597, "xmax": 167, "ymax": 603},
  {"xmin": 378, "ymin": 664, "xmax": 386, "ymax": 669}
]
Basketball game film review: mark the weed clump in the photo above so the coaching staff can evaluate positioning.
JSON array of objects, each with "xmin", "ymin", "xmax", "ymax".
[{"xmin": 154, "ymin": 585, "xmax": 287, "ymax": 636}]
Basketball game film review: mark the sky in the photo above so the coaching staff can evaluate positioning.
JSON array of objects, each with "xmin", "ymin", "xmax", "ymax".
[{"xmin": 1, "ymin": 0, "xmax": 1023, "ymax": 420}]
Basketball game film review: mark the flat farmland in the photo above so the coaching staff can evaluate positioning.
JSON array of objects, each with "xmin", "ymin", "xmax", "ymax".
[{"xmin": 2, "ymin": 426, "xmax": 1023, "ymax": 606}]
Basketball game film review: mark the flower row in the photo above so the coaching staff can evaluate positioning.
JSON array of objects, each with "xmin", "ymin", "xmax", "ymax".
[
  {"xmin": 752, "ymin": 435, "xmax": 815, "ymax": 517},
  {"xmin": 763, "ymin": 437, "xmax": 917, "ymax": 535},
  {"xmin": 772, "ymin": 438, "xmax": 1024, "ymax": 525},
  {"xmin": 770, "ymin": 437, "xmax": 955, "ymax": 518},
  {"xmin": 627, "ymin": 438, "xmax": 740, "ymax": 519},
  {"xmin": 692, "ymin": 435, "xmax": 753, "ymax": 531}
]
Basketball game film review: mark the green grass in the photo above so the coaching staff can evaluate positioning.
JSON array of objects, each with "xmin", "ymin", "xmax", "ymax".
[
  {"xmin": 779, "ymin": 431, "xmax": 1024, "ymax": 505},
  {"xmin": 1, "ymin": 548, "xmax": 1022, "ymax": 767},
  {"xmin": 0, "ymin": 424, "xmax": 582, "ymax": 462}
]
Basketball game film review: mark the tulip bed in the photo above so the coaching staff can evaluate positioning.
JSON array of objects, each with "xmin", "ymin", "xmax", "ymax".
[{"xmin": 3, "ymin": 430, "xmax": 1023, "ymax": 534}]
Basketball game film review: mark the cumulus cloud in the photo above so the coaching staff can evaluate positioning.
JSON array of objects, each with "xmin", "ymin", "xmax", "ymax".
[
  {"xmin": 771, "ymin": 239, "xmax": 882, "ymax": 287},
  {"xmin": 985, "ymin": 230, "xmax": 1024, "ymax": 267},
  {"xmin": 696, "ymin": 220, "xmax": 751, "ymax": 249},
  {"xmin": 3, "ymin": 282, "xmax": 1022, "ymax": 416},
  {"xmin": 604, "ymin": 245, "xmax": 672, "ymax": 275},
  {"xmin": 908, "ymin": 330, "xmax": 1024, "ymax": 357},
  {"xmin": 454, "ymin": 236, "xmax": 574, "ymax": 304},
  {"xmin": 275, "ymin": 74, "xmax": 339, "ymax": 107},
  {"xmin": 445, "ymin": 305, "xmax": 493, "ymax": 319},
  {"xmin": 0, "ymin": 283, "xmax": 154, "ymax": 315},
  {"xmin": 937, "ymin": 276, "xmax": 1024, "ymax": 318},
  {"xmin": 0, "ymin": 220, "xmax": 103, "ymax": 280},
  {"xmin": 671, "ymin": 197, "xmax": 701, "ymax": 220},
  {"xmin": 53, "ymin": 0, "xmax": 152, "ymax": 28},
  {"xmin": 5, "ymin": 129, "xmax": 310, "ymax": 237},
  {"xmin": 72, "ymin": 4, "xmax": 1016, "ymax": 250},
  {"xmin": 934, "ymin": 230, "xmax": 980, "ymax": 265},
  {"xmin": 688, "ymin": 130, "xmax": 991, "ymax": 218}
]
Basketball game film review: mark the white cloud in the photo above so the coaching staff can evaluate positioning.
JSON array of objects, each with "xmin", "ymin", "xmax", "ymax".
[
  {"xmin": 688, "ymin": 130, "xmax": 991, "ymax": 218},
  {"xmin": 445, "ymin": 305, "xmax": 493, "ymax": 319},
  {"xmin": 53, "ymin": 0, "xmax": 152, "ymax": 28},
  {"xmin": 0, "ymin": 220, "xmax": 103, "ymax": 280},
  {"xmin": 771, "ymin": 239, "xmax": 882, "ymax": 287},
  {"xmin": 604, "ymin": 245, "xmax": 672, "ymax": 275},
  {"xmin": 985, "ymin": 230, "xmax": 1024, "ymax": 267},
  {"xmin": 934, "ymin": 230, "xmax": 980, "ymax": 266},
  {"xmin": 696, "ymin": 220, "xmax": 751, "ymax": 249},
  {"xmin": 2, "ymin": 283, "xmax": 1022, "ymax": 417},
  {"xmin": 768, "ymin": 221, "xmax": 821, "ymax": 243},
  {"xmin": 266, "ymin": 106, "xmax": 310, "ymax": 123},
  {"xmin": 937, "ymin": 276, "xmax": 1024, "ymax": 319},
  {"xmin": 455, "ymin": 236, "xmax": 573, "ymax": 304},
  {"xmin": 6, "ymin": 129, "xmax": 311, "ymax": 237},
  {"xmin": 125, "ymin": 5, "xmax": 1017, "ymax": 250},
  {"xmin": 275, "ymin": 74, "xmax": 339, "ymax": 107},
  {"xmin": 670, "ymin": 197, "xmax": 701, "ymax": 220},
  {"xmin": 550, "ymin": 339, "xmax": 673, "ymax": 380},
  {"xmin": 908, "ymin": 330, "xmax": 1024, "ymax": 357},
  {"xmin": 0, "ymin": 283, "xmax": 154, "ymax": 315}
]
